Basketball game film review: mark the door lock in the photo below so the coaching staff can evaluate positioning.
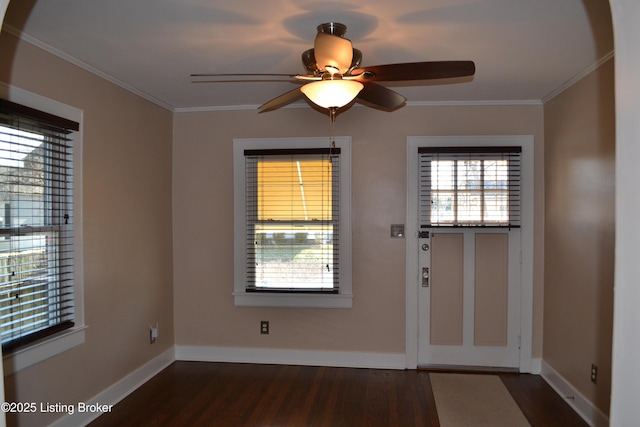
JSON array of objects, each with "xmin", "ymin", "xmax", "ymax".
[{"xmin": 422, "ymin": 267, "xmax": 429, "ymax": 287}]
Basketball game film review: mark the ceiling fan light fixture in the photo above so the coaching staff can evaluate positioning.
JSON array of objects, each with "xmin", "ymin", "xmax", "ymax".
[
  {"xmin": 301, "ymin": 79, "xmax": 364, "ymax": 109},
  {"xmin": 194, "ymin": 23, "xmax": 475, "ymax": 113}
]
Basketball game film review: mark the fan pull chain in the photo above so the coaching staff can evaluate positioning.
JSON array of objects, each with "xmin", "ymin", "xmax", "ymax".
[{"xmin": 329, "ymin": 107, "xmax": 337, "ymax": 154}]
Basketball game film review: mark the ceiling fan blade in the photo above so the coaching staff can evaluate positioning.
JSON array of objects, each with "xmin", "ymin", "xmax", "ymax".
[
  {"xmin": 355, "ymin": 83, "xmax": 406, "ymax": 111},
  {"xmin": 352, "ymin": 61, "xmax": 475, "ymax": 82},
  {"xmin": 314, "ymin": 32, "xmax": 353, "ymax": 74},
  {"xmin": 258, "ymin": 87, "xmax": 304, "ymax": 112},
  {"xmin": 191, "ymin": 73, "xmax": 320, "ymax": 83},
  {"xmin": 191, "ymin": 73, "xmax": 300, "ymax": 81}
]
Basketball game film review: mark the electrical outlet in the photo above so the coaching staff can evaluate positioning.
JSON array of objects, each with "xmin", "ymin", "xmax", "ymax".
[
  {"xmin": 591, "ymin": 364, "xmax": 598, "ymax": 384},
  {"xmin": 260, "ymin": 321, "xmax": 269, "ymax": 335}
]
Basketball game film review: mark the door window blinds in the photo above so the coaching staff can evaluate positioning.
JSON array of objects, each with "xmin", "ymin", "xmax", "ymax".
[
  {"xmin": 0, "ymin": 99, "xmax": 78, "ymax": 352},
  {"xmin": 244, "ymin": 148, "xmax": 340, "ymax": 292},
  {"xmin": 419, "ymin": 146, "xmax": 521, "ymax": 228}
]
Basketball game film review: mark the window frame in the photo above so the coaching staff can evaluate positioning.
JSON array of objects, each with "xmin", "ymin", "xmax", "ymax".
[
  {"xmin": 233, "ymin": 137, "xmax": 352, "ymax": 308},
  {"xmin": 418, "ymin": 146, "xmax": 522, "ymax": 229},
  {"xmin": 0, "ymin": 84, "xmax": 85, "ymax": 374}
]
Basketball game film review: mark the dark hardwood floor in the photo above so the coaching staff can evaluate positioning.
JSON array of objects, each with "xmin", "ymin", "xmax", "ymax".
[{"xmin": 88, "ymin": 361, "xmax": 588, "ymax": 427}]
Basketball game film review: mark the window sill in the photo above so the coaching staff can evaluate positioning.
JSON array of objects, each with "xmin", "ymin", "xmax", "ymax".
[
  {"xmin": 233, "ymin": 292, "xmax": 353, "ymax": 308},
  {"xmin": 2, "ymin": 325, "xmax": 87, "ymax": 375}
]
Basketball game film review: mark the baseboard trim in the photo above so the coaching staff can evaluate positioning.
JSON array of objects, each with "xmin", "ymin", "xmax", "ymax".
[
  {"xmin": 49, "ymin": 347, "xmax": 175, "ymax": 427},
  {"xmin": 175, "ymin": 345, "xmax": 406, "ymax": 370},
  {"xmin": 530, "ymin": 357, "xmax": 542, "ymax": 374},
  {"xmin": 540, "ymin": 359, "xmax": 609, "ymax": 427}
]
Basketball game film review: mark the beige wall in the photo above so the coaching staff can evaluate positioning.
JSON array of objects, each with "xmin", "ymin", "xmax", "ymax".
[
  {"xmin": 173, "ymin": 104, "xmax": 545, "ymax": 356},
  {"xmin": 0, "ymin": 30, "xmax": 174, "ymax": 425},
  {"xmin": 543, "ymin": 58, "xmax": 615, "ymax": 414}
]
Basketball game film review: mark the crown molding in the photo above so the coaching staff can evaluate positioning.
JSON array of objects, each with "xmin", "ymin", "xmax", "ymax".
[
  {"xmin": 175, "ymin": 99, "xmax": 544, "ymax": 113},
  {"xmin": 407, "ymin": 99, "xmax": 543, "ymax": 107},
  {"xmin": 2, "ymin": 25, "xmax": 174, "ymax": 111},
  {"xmin": 542, "ymin": 50, "xmax": 615, "ymax": 104}
]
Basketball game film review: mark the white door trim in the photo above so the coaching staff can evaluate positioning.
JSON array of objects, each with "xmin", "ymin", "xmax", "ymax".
[{"xmin": 405, "ymin": 135, "xmax": 535, "ymax": 372}]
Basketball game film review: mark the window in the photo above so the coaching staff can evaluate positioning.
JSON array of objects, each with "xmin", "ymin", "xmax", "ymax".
[
  {"xmin": 0, "ymin": 98, "xmax": 78, "ymax": 353},
  {"xmin": 419, "ymin": 146, "xmax": 521, "ymax": 228},
  {"xmin": 234, "ymin": 137, "xmax": 352, "ymax": 308},
  {"xmin": 246, "ymin": 149, "xmax": 338, "ymax": 291}
]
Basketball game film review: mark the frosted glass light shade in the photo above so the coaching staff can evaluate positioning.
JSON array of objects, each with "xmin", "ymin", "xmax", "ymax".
[{"xmin": 301, "ymin": 80, "xmax": 364, "ymax": 109}]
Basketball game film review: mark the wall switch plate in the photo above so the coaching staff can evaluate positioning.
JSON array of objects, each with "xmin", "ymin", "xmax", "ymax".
[
  {"xmin": 260, "ymin": 321, "xmax": 269, "ymax": 334},
  {"xmin": 390, "ymin": 224, "xmax": 405, "ymax": 238}
]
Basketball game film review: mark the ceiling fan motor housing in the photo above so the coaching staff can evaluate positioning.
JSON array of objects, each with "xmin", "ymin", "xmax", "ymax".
[{"xmin": 303, "ymin": 23, "xmax": 362, "ymax": 75}]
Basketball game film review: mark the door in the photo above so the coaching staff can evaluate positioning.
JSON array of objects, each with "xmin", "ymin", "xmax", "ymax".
[
  {"xmin": 417, "ymin": 228, "xmax": 521, "ymax": 368},
  {"xmin": 414, "ymin": 144, "xmax": 524, "ymax": 368},
  {"xmin": 407, "ymin": 136, "xmax": 534, "ymax": 371}
]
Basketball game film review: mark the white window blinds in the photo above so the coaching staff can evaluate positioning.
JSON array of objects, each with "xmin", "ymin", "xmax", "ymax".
[
  {"xmin": 244, "ymin": 148, "xmax": 340, "ymax": 292},
  {"xmin": 419, "ymin": 146, "xmax": 521, "ymax": 228},
  {"xmin": 0, "ymin": 99, "xmax": 77, "ymax": 353}
]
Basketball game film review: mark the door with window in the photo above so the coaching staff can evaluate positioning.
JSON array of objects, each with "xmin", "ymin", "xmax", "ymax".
[{"xmin": 416, "ymin": 146, "xmax": 522, "ymax": 368}]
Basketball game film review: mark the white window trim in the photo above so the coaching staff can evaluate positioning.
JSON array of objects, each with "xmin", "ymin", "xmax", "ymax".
[
  {"xmin": 0, "ymin": 83, "xmax": 86, "ymax": 374},
  {"xmin": 233, "ymin": 137, "xmax": 352, "ymax": 308}
]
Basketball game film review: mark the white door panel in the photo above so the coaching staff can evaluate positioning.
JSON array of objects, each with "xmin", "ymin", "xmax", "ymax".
[{"xmin": 417, "ymin": 228, "xmax": 521, "ymax": 368}]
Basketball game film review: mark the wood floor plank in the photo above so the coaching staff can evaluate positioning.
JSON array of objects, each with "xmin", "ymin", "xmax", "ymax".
[
  {"xmin": 499, "ymin": 372, "xmax": 589, "ymax": 427},
  {"xmin": 88, "ymin": 362, "xmax": 587, "ymax": 427}
]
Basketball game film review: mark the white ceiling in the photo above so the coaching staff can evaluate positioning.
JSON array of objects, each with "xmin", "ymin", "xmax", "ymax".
[{"xmin": 3, "ymin": 0, "xmax": 613, "ymax": 111}]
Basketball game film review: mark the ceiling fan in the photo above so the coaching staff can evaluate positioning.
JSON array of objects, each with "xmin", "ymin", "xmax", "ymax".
[{"xmin": 192, "ymin": 22, "xmax": 475, "ymax": 114}]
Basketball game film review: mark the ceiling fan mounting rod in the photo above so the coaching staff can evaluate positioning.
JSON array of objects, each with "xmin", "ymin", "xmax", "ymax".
[{"xmin": 317, "ymin": 22, "xmax": 347, "ymax": 37}]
